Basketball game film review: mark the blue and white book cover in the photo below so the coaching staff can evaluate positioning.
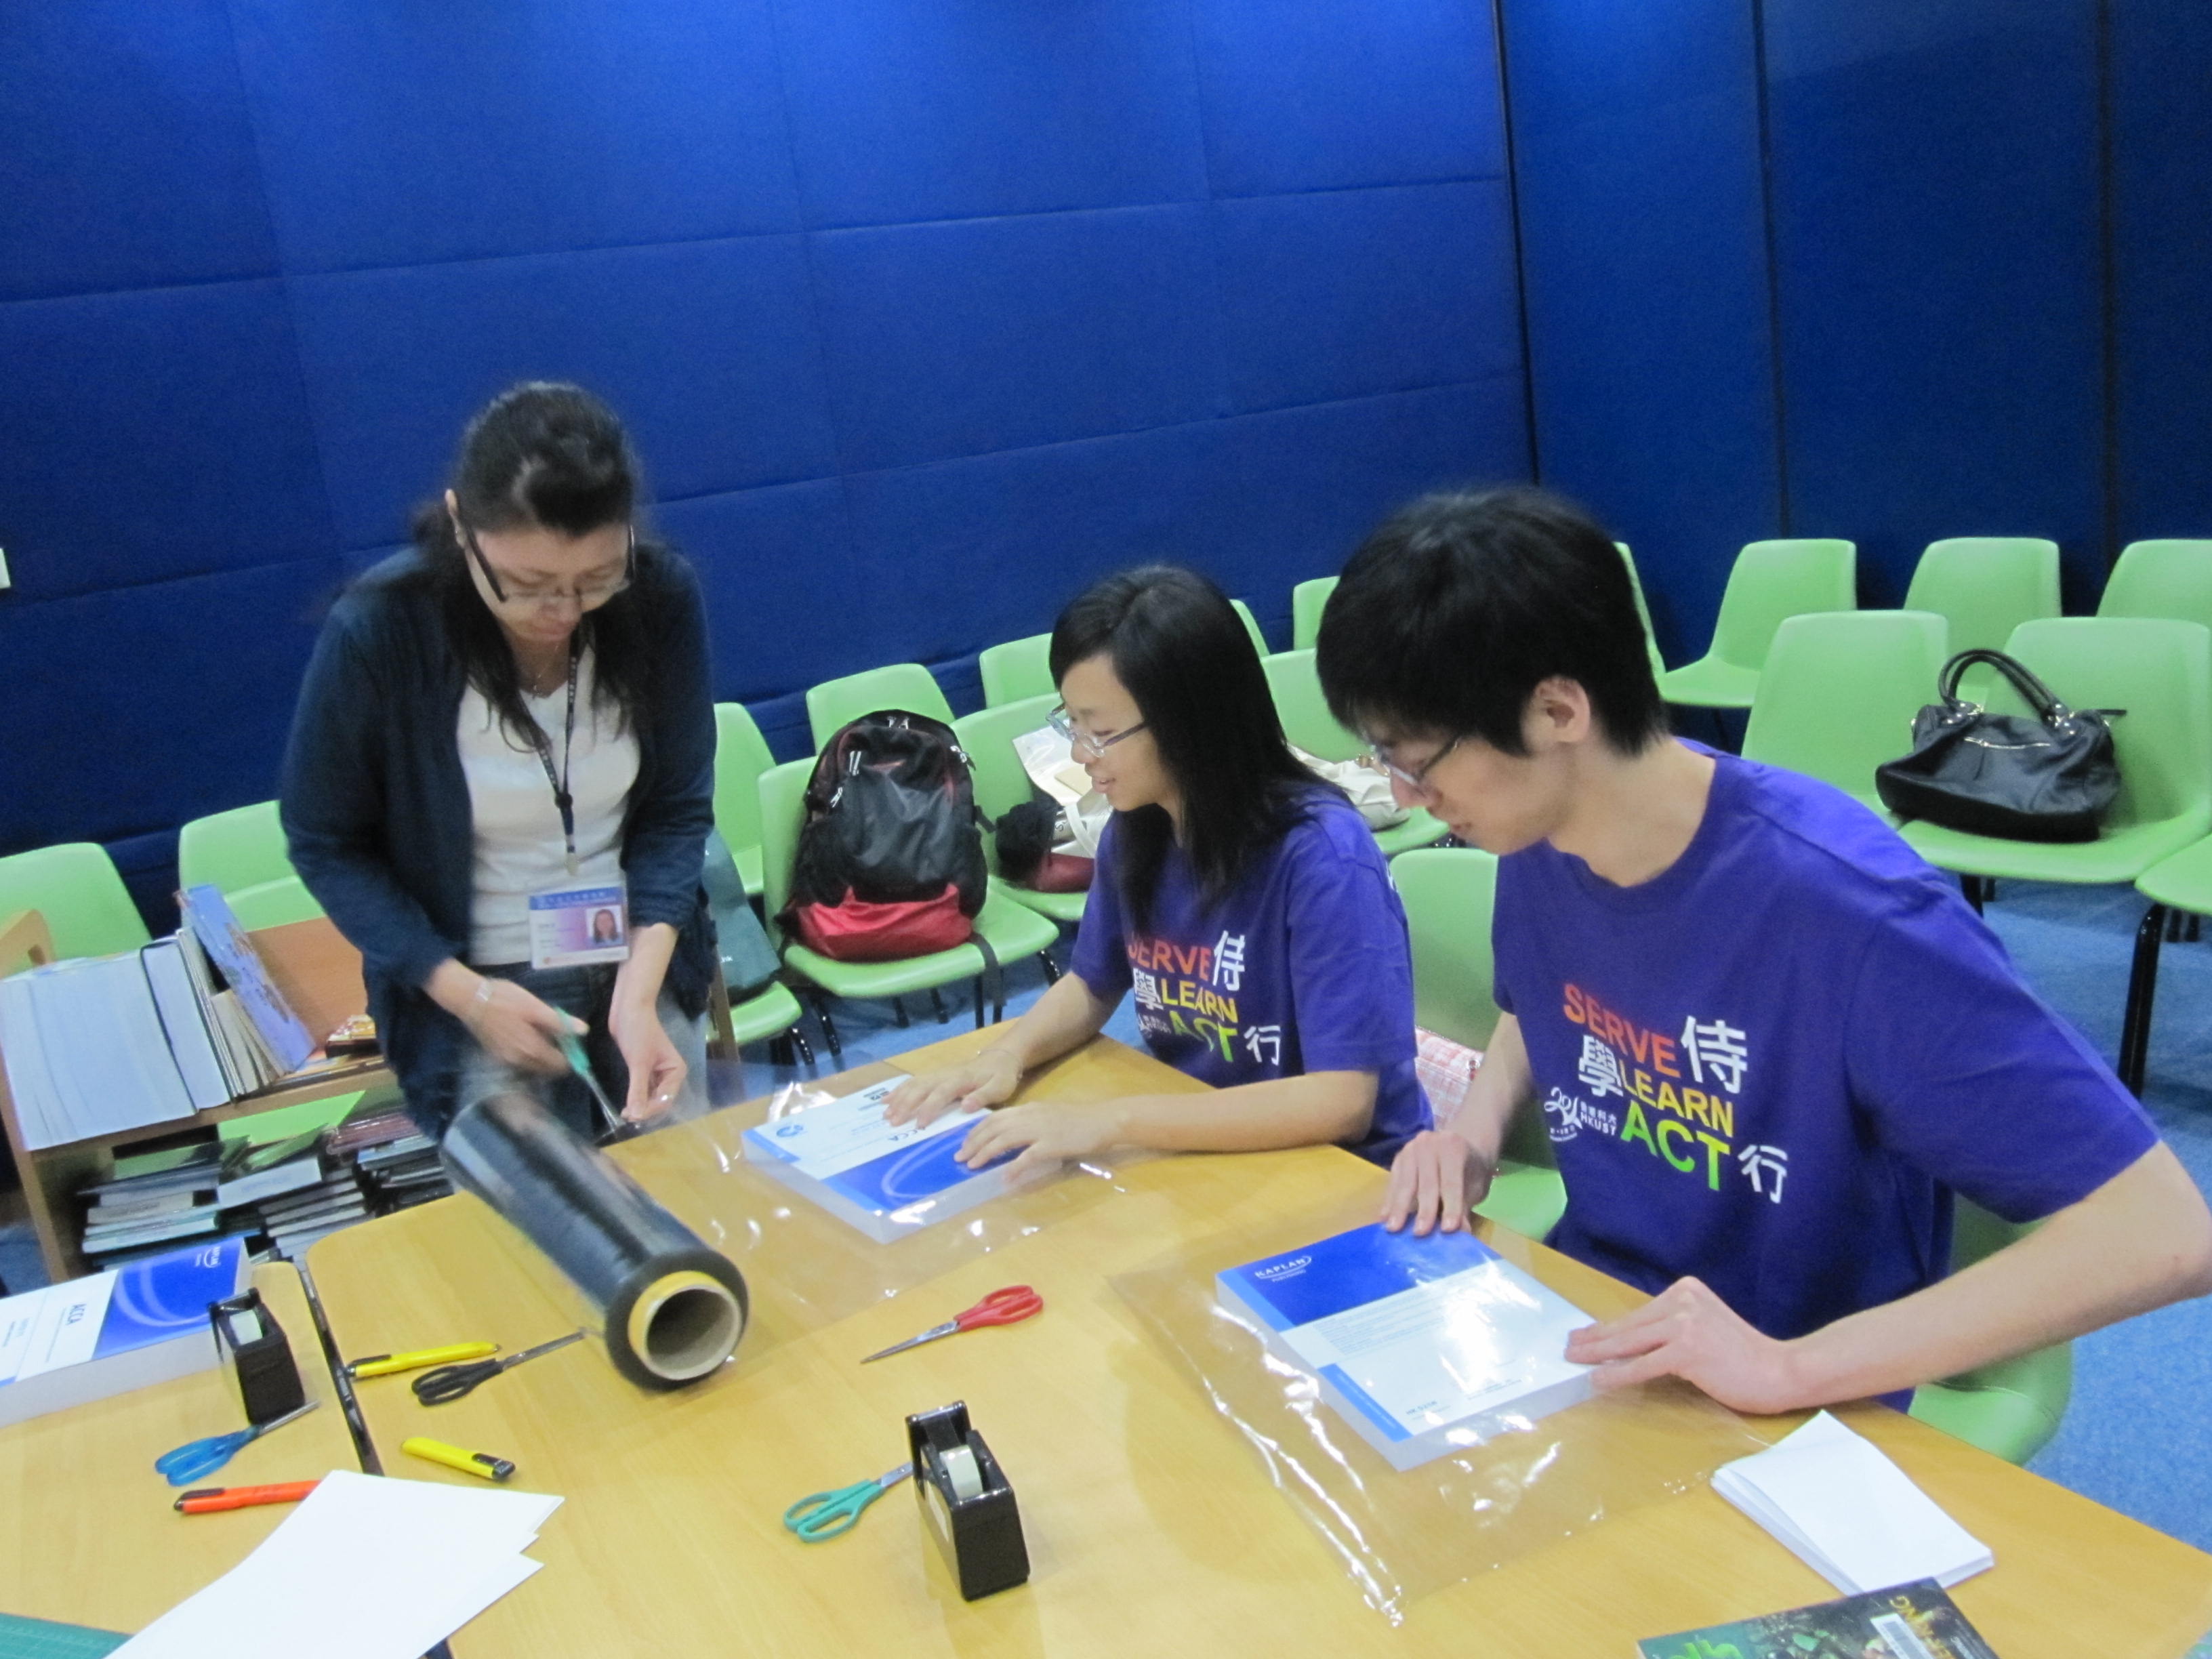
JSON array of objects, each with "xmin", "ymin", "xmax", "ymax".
[
  {"xmin": 1217, "ymin": 1223, "xmax": 1596, "ymax": 1471},
  {"xmin": 741, "ymin": 1080, "xmax": 1046, "ymax": 1244},
  {"xmin": 0, "ymin": 1237, "xmax": 246, "ymax": 1427}
]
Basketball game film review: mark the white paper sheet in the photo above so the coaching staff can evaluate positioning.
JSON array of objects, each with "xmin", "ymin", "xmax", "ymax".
[
  {"xmin": 116, "ymin": 1471, "xmax": 562, "ymax": 1658},
  {"xmin": 1714, "ymin": 1410, "xmax": 1992, "ymax": 1594}
]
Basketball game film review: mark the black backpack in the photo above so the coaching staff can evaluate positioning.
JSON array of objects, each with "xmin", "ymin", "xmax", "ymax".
[{"xmin": 780, "ymin": 710, "xmax": 988, "ymax": 961}]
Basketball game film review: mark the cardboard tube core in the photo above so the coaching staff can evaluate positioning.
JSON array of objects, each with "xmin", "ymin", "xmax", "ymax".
[{"xmin": 629, "ymin": 1270, "xmax": 744, "ymax": 1382}]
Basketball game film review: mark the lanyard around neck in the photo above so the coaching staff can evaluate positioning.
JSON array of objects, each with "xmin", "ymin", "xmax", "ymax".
[{"xmin": 520, "ymin": 644, "xmax": 583, "ymax": 878}]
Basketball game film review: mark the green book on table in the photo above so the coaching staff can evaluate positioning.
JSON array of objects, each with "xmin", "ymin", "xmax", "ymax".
[
  {"xmin": 1638, "ymin": 1578, "xmax": 1998, "ymax": 1658},
  {"xmin": 0, "ymin": 1611, "xmax": 127, "ymax": 1658}
]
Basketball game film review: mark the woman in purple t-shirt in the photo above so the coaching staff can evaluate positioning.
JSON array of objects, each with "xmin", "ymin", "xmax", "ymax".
[{"xmin": 886, "ymin": 566, "xmax": 1431, "ymax": 1173}]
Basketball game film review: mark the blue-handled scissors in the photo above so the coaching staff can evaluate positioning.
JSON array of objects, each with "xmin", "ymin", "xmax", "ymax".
[
  {"xmin": 155, "ymin": 1400, "xmax": 319, "ymax": 1488},
  {"xmin": 782, "ymin": 1463, "xmax": 913, "ymax": 1542}
]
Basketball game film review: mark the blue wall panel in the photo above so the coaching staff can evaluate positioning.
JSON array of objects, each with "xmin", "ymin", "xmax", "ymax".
[
  {"xmin": 1504, "ymin": 0, "xmax": 1781, "ymax": 661},
  {"xmin": 0, "ymin": 558, "xmax": 341, "ymax": 850},
  {"xmin": 812, "ymin": 207, "xmax": 1227, "ymax": 473},
  {"xmin": 773, "ymin": 0, "xmax": 1207, "ymax": 228},
  {"xmin": 1193, "ymin": 0, "xmax": 1502, "ymax": 197},
  {"xmin": 0, "ymin": 0, "xmax": 1529, "ymax": 894},
  {"xmin": 1214, "ymin": 182, "xmax": 1520, "ymax": 415},
  {"xmin": 1764, "ymin": 0, "xmax": 2104, "ymax": 609},
  {"xmin": 2112, "ymin": 0, "xmax": 2212, "ymax": 544},
  {"xmin": 0, "ymin": 282, "xmax": 335, "ymax": 601},
  {"xmin": 229, "ymin": 0, "xmax": 800, "ymax": 272},
  {"xmin": 0, "ymin": 0, "xmax": 276, "ymax": 301},
  {"xmin": 291, "ymin": 239, "xmax": 838, "ymax": 548}
]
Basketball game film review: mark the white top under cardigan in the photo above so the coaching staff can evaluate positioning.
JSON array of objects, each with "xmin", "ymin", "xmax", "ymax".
[{"xmin": 457, "ymin": 651, "xmax": 639, "ymax": 965}]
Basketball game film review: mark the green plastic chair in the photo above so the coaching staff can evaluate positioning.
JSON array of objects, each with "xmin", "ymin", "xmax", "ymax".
[
  {"xmin": 1291, "ymin": 577, "xmax": 1338, "ymax": 651},
  {"xmin": 1262, "ymin": 651, "xmax": 1448, "ymax": 857},
  {"xmin": 1229, "ymin": 600, "xmax": 1269, "ymax": 659},
  {"xmin": 0, "ymin": 842, "xmax": 149, "ymax": 959},
  {"xmin": 726, "ymin": 980, "xmax": 807, "ymax": 1049},
  {"xmin": 178, "ymin": 800, "xmax": 312, "ymax": 895},
  {"xmin": 1391, "ymin": 848, "xmax": 1565, "ymax": 1242},
  {"xmin": 1741, "ymin": 611, "xmax": 1949, "ymax": 811},
  {"xmin": 757, "ymin": 759, "xmax": 1061, "ymax": 1063},
  {"xmin": 2097, "ymin": 539, "xmax": 2212, "ymax": 628},
  {"xmin": 223, "ymin": 877, "xmax": 327, "ymax": 930},
  {"xmin": 979, "ymin": 634, "xmax": 1054, "ymax": 708},
  {"xmin": 1615, "ymin": 543, "xmax": 1668, "ymax": 681},
  {"xmin": 1907, "ymin": 1201, "xmax": 2072, "ymax": 1463},
  {"xmin": 1657, "ymin": 539, "xmax": 1857, "ymax": 710},
  {"xmin": 1905, "ymin": 537, "xmax": 2061, "ymax": 659},
  {"xmin": 1900, "ymin": 617, "xmax": 2212, "ymax": 890},
  {"xmin": 2123, "ymin": 833, "xmax": 2212, "ymax": 1092},
  {"xmin": 712, "ymin": 703, "xmax": 775, "ymax": 896},
  {"xmin": 804, "ymin": 663, "xmax": 956, "ymax": 752},
  {"xmin": 953, "ymin": 695, "xmax": 1087, "ymax": 928}
]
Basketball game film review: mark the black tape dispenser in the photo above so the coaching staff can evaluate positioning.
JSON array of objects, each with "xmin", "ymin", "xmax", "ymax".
[
  {"xmin": 905, "ymin": 1400, "xmax": 1029, "ymax": 1601},
  {"xmin": 209, "ymin": 1286, "xmax": 307, "ymax": 1427}
]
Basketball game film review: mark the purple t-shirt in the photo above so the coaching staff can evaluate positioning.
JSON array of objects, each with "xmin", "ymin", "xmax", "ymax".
[
  {"xmin": 1069, "ymin": 791, "xmax": 1431, "ymax": 1166},
  {"xmin": 1494, "ymin": 747, "xmax": 2156, "ymax": 1347}
]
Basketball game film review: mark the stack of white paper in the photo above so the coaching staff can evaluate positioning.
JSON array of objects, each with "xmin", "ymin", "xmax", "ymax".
[
  {"xmin": 1713, "ymin": 1410, "xmax": 1993, "ymax": 1594},
  {"xmin": 116, "ymin": 1471, "xmax": 562, "ymax": 1658}
]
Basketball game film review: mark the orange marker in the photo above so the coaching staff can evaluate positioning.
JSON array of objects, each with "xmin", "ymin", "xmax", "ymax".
[{"xmin": 173, "ymin": 1479, "xmax": 321, "ymax": 1515}]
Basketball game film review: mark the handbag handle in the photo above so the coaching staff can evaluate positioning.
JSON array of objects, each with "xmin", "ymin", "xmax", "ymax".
[{"xmin": 1936, "ymin": 649, "xmax": 2077, "ymax": 725}]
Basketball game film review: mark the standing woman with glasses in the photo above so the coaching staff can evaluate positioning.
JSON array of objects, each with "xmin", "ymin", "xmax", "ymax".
[
  {"xmin": 884, "ymin": 565, "xmax": 1430, "ymax": 1174},
  {"xmin": 281, "ymin": 383, "xmax": 716, "ymax": 1139}
]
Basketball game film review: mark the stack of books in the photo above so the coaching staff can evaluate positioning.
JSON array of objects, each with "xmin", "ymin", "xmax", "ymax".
[
  {"xmin": 77, "ymin": 1141, "xmax": 227, "ymax": 1264},
  {"xmin": 0, "ymin": 886, "xmax": 333, "ymax": 1151},
  {"xmin": 329, "ymin": 1096, "xmax": 452, "ymax": 1218}
]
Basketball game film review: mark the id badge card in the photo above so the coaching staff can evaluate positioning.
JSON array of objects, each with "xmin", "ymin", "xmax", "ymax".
[{"xmin": 528, "ymin": 881, "xmax": 632, "ymax": 969}]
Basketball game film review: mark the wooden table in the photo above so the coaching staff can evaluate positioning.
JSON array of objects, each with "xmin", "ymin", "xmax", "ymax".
[
  {"xmin": 291, "ymin": 1031, "xmax": 2212, "ymax": 1656},
  {"xmin": 0, "ymin": 1262, "xmax": 363, "ymax": 1633}
]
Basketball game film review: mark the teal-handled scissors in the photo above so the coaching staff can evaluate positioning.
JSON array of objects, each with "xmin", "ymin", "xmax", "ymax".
[
  {"xmin": 155, "ymin": 1400, "xmax": 319, "ymax": 1488},
  {"xmin": 783, "ymin": 1464, "xmax": 913, "ymax": 1542}
]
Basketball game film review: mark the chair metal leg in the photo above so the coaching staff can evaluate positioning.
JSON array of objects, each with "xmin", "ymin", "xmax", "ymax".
[
  {"xmin": 788, "ymin": 1025, "xmax": 815, "ymax": 1067},
  {"xmin": 2167, "ymin": 907, "xmax": 2186, "ymax": 944},
  {"xmin": 2120, "ymin": 903, "xmax": 2168, "ymax": 1097},
  {"xmin": 769, "ymin": 1033, "xmax": 794, "ymax": 1068},
  {"xmin": 972, "ymin": 977, "xmax": 985, "ymax": 1029},
  {"xmin": 1038, "ymin": 951, "xmax": 1060, "ymax": 984},
  {"xmin": 1960, "ymin": 874, "xmax": 1984, "ymax": 916},
  {"xmin": 806, "ymin": 990, "xmax": 843, "ymax": 1065},
  {"xmin": 929, "ymin": 987, "xmax": 949, "ymax": 1023},
  {"xmin": 891, "ymin": 996, "xmax": 909, "ymax": 1029},
  {"xmin": 2189, "ymin": 913, "xmax": 2203, "ymax": 943}
]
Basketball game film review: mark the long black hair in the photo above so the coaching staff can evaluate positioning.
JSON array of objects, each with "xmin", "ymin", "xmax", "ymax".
[
  {"xmin": 407, "ymin": 382, "xmax": 667, "ymax": 748},
  {"xmin": 1050, "ymin": 565, "xmax": 1330, "ymax": 933}
]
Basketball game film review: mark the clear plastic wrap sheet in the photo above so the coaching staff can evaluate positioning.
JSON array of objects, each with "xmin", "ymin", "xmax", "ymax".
[
  {"xmin": 573, "ymin": 1067, "xmax": 1154, "ymax": 1372},
  {"xmin": 1113, "ymin": 1194, "xmax": 1767, "ymax": 1622}
]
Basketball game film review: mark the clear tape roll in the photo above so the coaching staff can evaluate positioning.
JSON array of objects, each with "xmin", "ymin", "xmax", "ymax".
[{"xmin": 939, "ymin": 1443, "xmax": 984, "ymax": 1502}]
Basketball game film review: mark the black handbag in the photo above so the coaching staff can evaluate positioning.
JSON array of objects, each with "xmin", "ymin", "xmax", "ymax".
[
  {"xmin": 701, "ymin": 830, "xmax": 782, "ymax": 1000},
  {"xmin": 1875, "ymin": 649, "xmax": 2123, "ymax": 842}
]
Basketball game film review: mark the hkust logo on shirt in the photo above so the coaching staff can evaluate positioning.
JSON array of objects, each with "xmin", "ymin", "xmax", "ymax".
[
  {"xmin": 1544, "ymin": 982, "xmax": 1789, "ymax": 1205},
  {"xmin": 1126, "ymin": 930, "xmax": 1283, "ymax": 1066}
]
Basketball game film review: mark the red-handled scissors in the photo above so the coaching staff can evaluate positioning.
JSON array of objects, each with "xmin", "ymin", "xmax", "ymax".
[{"xmin": 859, "ymin": 1286, "xmax": 1044, "ymax": 1364}]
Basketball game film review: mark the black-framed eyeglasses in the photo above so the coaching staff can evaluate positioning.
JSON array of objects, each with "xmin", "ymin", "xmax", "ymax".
[
  {"xmin": 1048, "ymin": 703, "xmax": 1147, "ymax": 759},
  {"xmin": 1366, "ymin": 733, "xmax": 1463, "ymax": 795},
  {"xmin": 461, "ymin": 519, "xmax": 635, "ymax": 612}
]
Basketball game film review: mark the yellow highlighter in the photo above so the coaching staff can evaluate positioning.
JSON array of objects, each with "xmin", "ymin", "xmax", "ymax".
[
  {"xmin": 347, "ymin": 1342, "xmax": 498, "ymax": 1380},
  {"xmin": 403, "ymin": 1436, "xmax": 516, "ymax": 1483}
]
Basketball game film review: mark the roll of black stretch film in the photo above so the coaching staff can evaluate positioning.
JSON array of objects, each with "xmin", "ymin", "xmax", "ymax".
[{"xmin": 442, "ymin": 1092, "xmax": 748, "ymax": 1391}]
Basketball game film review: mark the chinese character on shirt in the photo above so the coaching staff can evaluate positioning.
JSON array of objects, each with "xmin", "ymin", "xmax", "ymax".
[
  {"xmin": 1132, "ymin": 968, "xmax": 1162, "ymax": 1010},
  {"xmin": 1576, "ymin": 1034, "xmax": 1628, "ymax": 1099},
  {"xmin": 1738, "ymin": 1143, "xmax": 1788, "ymax": 1203},
  {"xmin": 1212, "ymin": 931, "xmax": 1247, "ymax": 992},
  {"xmin": 1680, "ymin": 1016, "xmax": 1750, "ymax": 1095},
  {"xmin": 1243, "ymin": 1024, "xmax": 1282, "ymax": 1066}
]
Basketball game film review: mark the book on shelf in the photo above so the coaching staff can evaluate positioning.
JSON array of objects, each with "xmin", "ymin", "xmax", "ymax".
[
  {"xmin": 1637, "ymin": 1578, "xmax": 1999, "ymax": 1659},
  {"xmin": 180, "ymin": 885, "xmax": 315, "ymax": 1074}
]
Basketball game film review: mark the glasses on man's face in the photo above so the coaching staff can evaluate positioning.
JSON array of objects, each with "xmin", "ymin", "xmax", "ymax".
[
  {"xmin": 1048, "ymin": 704, "xmax": 1147, "ymax": 760},
  {"xmin": 1366, "ymin": 733, "xmax": 1463, "ymax": 796},
  {"xmin": 462, "ymin": 521, "xmax": 634, "ymax": 613}
]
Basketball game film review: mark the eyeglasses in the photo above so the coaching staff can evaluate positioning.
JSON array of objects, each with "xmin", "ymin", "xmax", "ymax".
[
  {"xmin": 1048, "ymin": 704, "xmax": 1148, "ymax": 759},
  {"xmin": 1366, "ymin": 733, "xmax": 1463, "ymax": 795},
  {"xmin": 462, "ymin": 520, "xmax": 634, "ymax": 612}
]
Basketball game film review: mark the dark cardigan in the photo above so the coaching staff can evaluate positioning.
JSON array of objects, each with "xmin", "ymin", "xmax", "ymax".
[{"xmin": 279, "ymin": 546, "xmax": 716, "ymax": 1135}]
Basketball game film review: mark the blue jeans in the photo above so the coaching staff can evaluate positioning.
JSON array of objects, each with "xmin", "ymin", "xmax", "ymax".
[{"xmin": 457, "ymin": 962, "xmax": 708, "ymax": 1141}]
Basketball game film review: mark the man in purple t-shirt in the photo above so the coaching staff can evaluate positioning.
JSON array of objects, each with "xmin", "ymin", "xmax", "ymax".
[{"xmin": 1313, "ymin": 486, "xmax": 2212, "ymax": 1416}]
